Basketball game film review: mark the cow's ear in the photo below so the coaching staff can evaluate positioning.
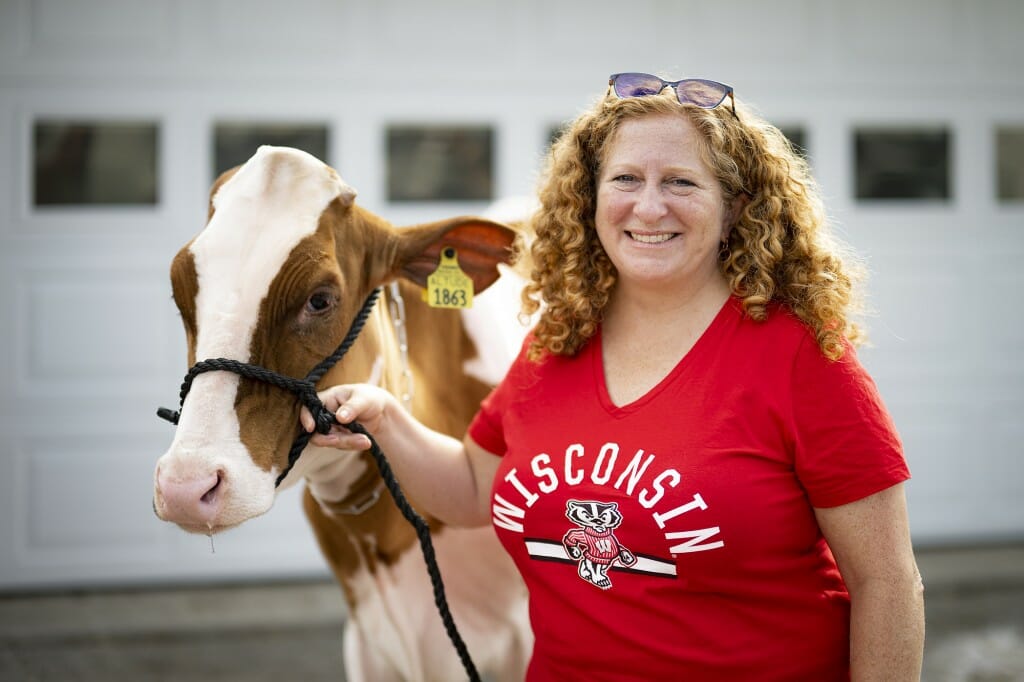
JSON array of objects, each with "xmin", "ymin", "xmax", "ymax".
[{"xmin": 394, "ymin": 217, "xmax": 518, "ymax": 294}]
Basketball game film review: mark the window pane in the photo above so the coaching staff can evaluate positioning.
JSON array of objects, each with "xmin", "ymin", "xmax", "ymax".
[
  {"xmin": 213, "ymin": 123, "xmax": 329, "ymax": 177},
  {"xmin": 387, "ymin": 126, "xmax": 493, "ymax": 202},
  {"xmin": 855, "ymin": 128, "xmax": 951, "ymax": 200},
  {"xmin": 34, "ymin": 121, "xmax": 158, "ymax": 206},
  {"xmin": 996, "ymin": 127, "xmax": 1024, "ymax": 201}
]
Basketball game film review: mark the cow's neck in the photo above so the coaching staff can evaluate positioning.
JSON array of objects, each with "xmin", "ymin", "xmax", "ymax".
[{"xmin": 311, "ymin": 451, "xmax": 387, "ymax": 516}]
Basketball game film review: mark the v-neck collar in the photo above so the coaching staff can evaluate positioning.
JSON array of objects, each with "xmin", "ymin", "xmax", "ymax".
[{"xmin": 591, "ymin": 296, "xmax": 738, "ymax": 417}]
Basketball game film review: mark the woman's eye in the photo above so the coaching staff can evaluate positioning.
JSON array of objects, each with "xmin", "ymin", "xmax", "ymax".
[{"xmin": 665, "ymin": 178, "xmax": 697, "ymax": 194}]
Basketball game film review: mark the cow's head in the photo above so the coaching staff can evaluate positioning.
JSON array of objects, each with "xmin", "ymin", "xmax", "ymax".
[{"xmin": 153, "ymin": 146, "xmax": 516, "ymax": 534}]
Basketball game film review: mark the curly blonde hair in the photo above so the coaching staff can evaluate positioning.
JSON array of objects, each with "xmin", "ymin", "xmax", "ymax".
[{"xmin": 522, "ymin": 89, "xmax": 865, "ymax": 362}]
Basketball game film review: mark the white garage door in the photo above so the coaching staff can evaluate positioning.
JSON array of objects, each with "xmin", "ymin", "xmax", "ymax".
[{"xmin": 1, "ymin": 0, "xmax": 1022, "ymax": 590}]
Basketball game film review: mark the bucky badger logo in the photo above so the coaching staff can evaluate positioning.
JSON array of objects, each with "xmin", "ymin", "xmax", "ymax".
[{"xmin": 562, "ymin": 500, "xmax": 637, "ymax": 590}]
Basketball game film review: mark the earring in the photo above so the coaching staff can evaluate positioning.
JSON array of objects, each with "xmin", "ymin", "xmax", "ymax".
[{"xmin": 718, "ymin": 238, "xmax": 730, "ymax": 262}]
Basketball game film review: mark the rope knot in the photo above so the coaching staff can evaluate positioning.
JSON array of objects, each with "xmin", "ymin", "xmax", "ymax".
[{"xmin": 313, "ymin": 405, "xmax": 336, "ymax": 435}]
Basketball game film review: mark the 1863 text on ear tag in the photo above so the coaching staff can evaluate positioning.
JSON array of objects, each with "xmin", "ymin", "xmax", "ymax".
[{"xmin": 425, "ymin": 247, "xmax": 473, "ymax": 309}]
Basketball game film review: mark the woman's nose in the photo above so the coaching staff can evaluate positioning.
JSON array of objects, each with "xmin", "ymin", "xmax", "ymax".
[{"xmin": 633, "ymin": 184, "xmax": 668, "ymax": 224}]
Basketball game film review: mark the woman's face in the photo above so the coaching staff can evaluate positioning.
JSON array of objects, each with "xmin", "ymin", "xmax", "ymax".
[{"xmin": 595, "ymin": 112, "xmax": 732, "ymax": 296}]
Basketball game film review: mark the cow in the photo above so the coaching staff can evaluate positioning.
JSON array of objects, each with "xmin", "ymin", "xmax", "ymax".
[{"xmin": 152, "ymin": 145, "xmax": 532, "ymax": 681}]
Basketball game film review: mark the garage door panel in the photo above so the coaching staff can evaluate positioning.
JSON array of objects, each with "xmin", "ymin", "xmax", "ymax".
[{"xmin": 21, "ymin": 268, "xmax": 171, "ymax": 389}]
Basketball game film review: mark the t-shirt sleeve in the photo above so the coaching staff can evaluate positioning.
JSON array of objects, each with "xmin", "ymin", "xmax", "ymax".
[
  {"xmin": 467, "ymin": 334, "xmax": 535, "ymax": 456},
  {"xmin": 468, "ymin": 386, "xmax": 508, "ymax": 455},
  {"xmin": 791, "ymin": 335, "xmax": 910, "ymax": 508}
]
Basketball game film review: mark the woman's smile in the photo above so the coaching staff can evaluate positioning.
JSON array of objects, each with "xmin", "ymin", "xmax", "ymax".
[{"xmin": 626, "ymin": 230, "xmax": 679, "ymax": 244}]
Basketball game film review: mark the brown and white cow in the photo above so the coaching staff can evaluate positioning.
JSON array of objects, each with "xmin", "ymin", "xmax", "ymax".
[{"xmin": 153, "ymin": 146, "xmax": 531, "ymax": 681}]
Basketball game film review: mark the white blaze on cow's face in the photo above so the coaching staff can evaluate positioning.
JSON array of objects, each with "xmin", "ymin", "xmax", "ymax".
[{"xmin": 154, "ymin": 146, "xmax": 356, "ymax": 533}]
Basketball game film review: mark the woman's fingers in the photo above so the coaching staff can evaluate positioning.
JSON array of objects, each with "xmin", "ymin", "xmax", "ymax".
[
  {"xmin": 299, "ymin": 405, "xmax": 314, "ymax": 432},
  {"xmin": 321, "ymin": 385, "xmax": 359, "ymax": 424},
  {"xmin": 318, "ymin": 385, "xmax": 354, "ymax": 413},
  {"xmin": 299, "ymin": 386, "xmax": 351, "ymax": 433},
  {"xmin": 300, "ymin": 384, "xmax": 387, "ymax": 450},
  {"xmin": 309, "ymin": 429, "xmax": 371, "ymax": 450},
  {"xmin": 325, "ymin": 385, "xmax": 388, "ymax": 427}
]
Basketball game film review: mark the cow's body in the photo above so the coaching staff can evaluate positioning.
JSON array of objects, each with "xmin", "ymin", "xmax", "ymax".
[{"xmin": 153, "ymin": 146, "xmax": 531, "ymax": 681}]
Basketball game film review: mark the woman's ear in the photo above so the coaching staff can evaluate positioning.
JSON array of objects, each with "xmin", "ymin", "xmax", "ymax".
[{"xmin": 722, "ymin": 192, "xmax": 752, "ymax": 239}]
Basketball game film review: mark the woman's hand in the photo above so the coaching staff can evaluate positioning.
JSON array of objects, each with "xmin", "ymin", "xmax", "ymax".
[
  {"xmin": 299, "ymin": 382, "xmax": 500, "ymax": 527},
  {"xmin": 299, "ymin": 384, "xmax": 398, "ymax": 451}
]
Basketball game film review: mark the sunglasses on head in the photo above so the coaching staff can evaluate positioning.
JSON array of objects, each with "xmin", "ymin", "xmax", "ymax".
[{"xmin": 608, "ymin": 72, "xmax": 737, "ymax": 119}]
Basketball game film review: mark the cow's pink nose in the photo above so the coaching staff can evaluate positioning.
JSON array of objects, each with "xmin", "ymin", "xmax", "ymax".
[{"xmin": 156, "ymin": 468, "xmax": 225, "ymax": 528}]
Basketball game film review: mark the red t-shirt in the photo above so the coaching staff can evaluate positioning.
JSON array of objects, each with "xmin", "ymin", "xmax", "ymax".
[{"xmin": 468, "ymin": 298, "xmax": 909, "ymax": 681}]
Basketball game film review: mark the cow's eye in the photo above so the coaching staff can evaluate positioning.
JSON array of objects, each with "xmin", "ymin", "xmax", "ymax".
[{"xmin": 305, "ymin": 289, "xmax": 336, "ymax": 315}]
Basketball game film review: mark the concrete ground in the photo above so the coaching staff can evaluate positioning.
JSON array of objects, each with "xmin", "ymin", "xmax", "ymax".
[{"xmin": 1, "ymin": 544, "xmax": 1022, "ymax": 681}]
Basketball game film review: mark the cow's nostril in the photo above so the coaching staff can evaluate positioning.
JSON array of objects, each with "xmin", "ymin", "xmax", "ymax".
[{"xmin": 200, "ymin": 471, "xmax": 224, "ymax": 505}]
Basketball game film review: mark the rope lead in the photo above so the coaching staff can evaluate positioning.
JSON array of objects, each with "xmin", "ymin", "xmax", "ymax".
[{"xmin": 347, "ymin": 419, "xmax": 481, "ymax": 682}]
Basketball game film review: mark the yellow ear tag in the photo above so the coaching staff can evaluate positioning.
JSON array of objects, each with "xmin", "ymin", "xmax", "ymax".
[{"xmin": 425, "ymin": 247, "xmax": 474, "ymax": 309}]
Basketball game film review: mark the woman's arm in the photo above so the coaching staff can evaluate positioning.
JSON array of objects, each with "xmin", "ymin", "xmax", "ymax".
[
  {"xmin": 300, "ymin": 383, "xmax": 501, "ymax": 527},
  {"xmin": 814, "ymin": 483, "xmax": 925, "ymax": 681}
]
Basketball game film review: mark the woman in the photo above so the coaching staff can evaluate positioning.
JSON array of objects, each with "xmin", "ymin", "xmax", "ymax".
[{"xmin": 303, "ymin": 73, "xmax": 925, "ymax": 680}]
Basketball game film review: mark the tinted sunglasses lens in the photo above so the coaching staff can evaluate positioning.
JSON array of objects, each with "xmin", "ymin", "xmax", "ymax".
[
  {"xmin": 674, "ymin": 79, "xmax": 729, "ymax": 108},
  {"xmin": 612, "ymin": 73, "xmax": 665, "ymax": 98}
]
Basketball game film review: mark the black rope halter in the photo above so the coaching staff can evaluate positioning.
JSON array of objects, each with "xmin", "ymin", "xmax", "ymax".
[{"xmin": 157, "ymin": 287, "xmax": 481, "ymax": 681}]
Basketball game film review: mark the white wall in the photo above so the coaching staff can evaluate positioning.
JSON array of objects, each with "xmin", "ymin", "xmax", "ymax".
[{"xmin": 0, "ymin": 0, "xmax": 1021, "ymax": 589}]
